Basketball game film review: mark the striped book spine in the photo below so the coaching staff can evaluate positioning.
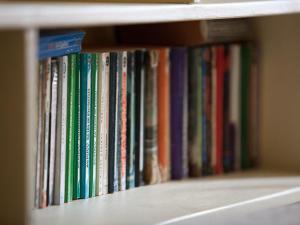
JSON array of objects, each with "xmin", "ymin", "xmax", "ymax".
[
  {"xmin": 89, "ymin": 54, "xmax": 99, "ymax": 197},
  {"xmin": 65, "ymin": 54, "xmax": 77, "ymax": 202},
  {"xmin": 80, "ymin": 54, "xmax": 92, "ymax": 199}
]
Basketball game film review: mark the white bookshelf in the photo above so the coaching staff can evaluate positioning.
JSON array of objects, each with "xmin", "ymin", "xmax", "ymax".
[{"xmin": 0, "ymin": 1, "xmax": 300, "ymax": 225}]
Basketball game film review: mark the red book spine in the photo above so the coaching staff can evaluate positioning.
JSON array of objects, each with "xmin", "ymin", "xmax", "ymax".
[{"xmin": 216, "ymin": 46, "xmax": 225, "ymax": 174}]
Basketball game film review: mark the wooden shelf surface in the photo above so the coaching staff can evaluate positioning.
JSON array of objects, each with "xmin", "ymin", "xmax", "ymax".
[
  {"xmin": 0, "ymin": 0, "xmax": 300, "ymax": 29},
  {"xmin": 30, "ymin": 170, "xmax": 300, "ymax": 225}
]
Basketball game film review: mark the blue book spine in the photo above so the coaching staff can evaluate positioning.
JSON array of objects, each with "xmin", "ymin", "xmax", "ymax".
[{"xmin": 80, "ymin": 54, "xmax": 92, "ymax": 199}]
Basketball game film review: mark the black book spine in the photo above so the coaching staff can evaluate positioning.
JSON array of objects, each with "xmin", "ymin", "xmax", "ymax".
[{"xmin": 108, "ymin": 52, "xmax": 117, "ymax": 194}]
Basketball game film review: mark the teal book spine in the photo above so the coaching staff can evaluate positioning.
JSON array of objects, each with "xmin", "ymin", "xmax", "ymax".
[
  {"xmin": 73, "ymin": 54, "xmax": 81, "ymax": 200},
  {"xmin": 80, "ymin": 54, "xmax": 92, "ymax": 199},
  {"xmin": 65, "ymin": 54, "xmax": 77, "ymax": 202},
  {"xmin": 89, "ymin": 54, "xmax": 99, "ymax": 197}
]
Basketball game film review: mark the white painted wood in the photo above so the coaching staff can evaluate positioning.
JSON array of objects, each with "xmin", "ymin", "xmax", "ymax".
[
  {"xmin": 31, "ymin": 170, "xmax": 300, "ymax": 225},
  {"xmin": 0, "ymin": 0, "xmax": 300, "ymax": 29}
]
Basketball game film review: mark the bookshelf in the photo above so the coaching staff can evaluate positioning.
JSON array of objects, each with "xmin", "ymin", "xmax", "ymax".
[{"xmin": 0, "ymin": 1, "xmax": 300, "ymax": 225}]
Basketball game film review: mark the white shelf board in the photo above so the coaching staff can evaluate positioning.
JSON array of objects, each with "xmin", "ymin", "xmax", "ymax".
[
  {"xmin": 1, "ymin": 0, "xmax": 300, "ymax": 29},
  {"xmin": 30, "ymin": 170, "xmax": 300, "ymax": 225}
]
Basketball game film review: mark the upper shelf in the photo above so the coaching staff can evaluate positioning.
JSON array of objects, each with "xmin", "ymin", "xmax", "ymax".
[{"xmin": 0, "ymin": 0, "xmax": 300, "ymax": 29}]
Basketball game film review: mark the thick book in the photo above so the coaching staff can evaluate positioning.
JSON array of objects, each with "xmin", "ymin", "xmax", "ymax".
[
  {"xmin": 229, "ymin": 44, "xmax": 241, "ymax": 171},
  {"xmin": 80, "ymin": 54, "xmax": 92, "ymax": 199},
  {"xmin": 201, "ymin": 47, "xmax": 213, "ymax": 175},
  {"xmin": 54, "ymin": 56, "xmax": 68, "ymax": 205},
  {"xmin": 96, "ymin": 53, "xmax": 110, "ymax": 196},
  {"xmin": 120, "ymin": 52, "xmax": 127, "ymax": 191},
  {"xmin": 126, "ymin": 51, "xmax": 136, "ymax": 189},
  {"xmin": 157, "ymin": 48, "xmax": 171, "ymax": 182},
  {"xmin": 41, "ymin": 58, "xmax": 51, "ymax": 208},
  {"xmin": 89, "ymin": 54, "xmax": 99, "ymax": 197},
  {"xmin": 134, "ymin": 50, "xmax": 146, "ymax": 187},
  {"xmin": 144, "ymin": 50, "xmax": 161, "ymax": 185},
  {"xmin": 48, "ymin": 58, "xmax": 59, "ymax": 205},
  {"xmin": 73, "ymin": 54, "xmax": 81, "ymax": 200},
  {"xmin": 241, "ymin": 44, "xmax": 251, "ymax": 170},
  {"xmin": 170, "ymin": 48, "xmax": 189, "ymax": 180},
  {"xmin": 188, "ymin": 47, "xmax": 202, "ymax": 177},
  {"xmin": 108, "ymin": 52, "xmax": 118, "ymax": 194},
  {"xmin": 39, "ymin": 31, "xmax": 85, "ymax": 60},
  {"xmin": 65, "ymin": 54, "xmax": 77, "ymax": 202}
]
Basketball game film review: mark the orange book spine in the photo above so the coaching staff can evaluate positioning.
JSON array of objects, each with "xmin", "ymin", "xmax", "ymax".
[{"xmin": 157, "ymin": 48, "xmax": 170, "ymax": 182}]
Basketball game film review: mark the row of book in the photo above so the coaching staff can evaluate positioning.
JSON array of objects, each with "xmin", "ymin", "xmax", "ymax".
[{"xmin": 35, "ymin": 43, "xmax": 258, "ymax": 208}]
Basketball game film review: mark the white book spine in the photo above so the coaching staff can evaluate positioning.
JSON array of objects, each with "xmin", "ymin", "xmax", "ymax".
[
  {"xmin": 229, "ymin": 45, "xmax": 241, "ymax": 170},
  {"xmin": 103, "ymin": 53, "xmax": 110, "ymax": 195},
  {"xmin": 48, "ymin": 59, "xmax": 59, "ymax": 205},
  {"xmin": 54, "ymin": 56, "xmax": 68, "ymax": 205}
]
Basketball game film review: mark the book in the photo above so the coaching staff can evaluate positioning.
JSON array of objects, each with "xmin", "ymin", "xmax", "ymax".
[
  {"xmin": 108, "ymin": 52, "xmax": 118, "ymax": 194},
  {"xmin": 157, "ymin": 48, "xmax": 171, "ymax": 182},
  {"xmin": 144, "ymin": 50, "xmax": 161, "ymax": 185},
  {"xmin": 89, "ymin": 54, "xmax": 99, "ymax": 197},
  {"xmin": 229, "ymin": 44, "xmax": 241, "ymax": 171},
  {"xmin": 80, "ymin": 54, "xmax": 92, "ymax": 199},
  {"xmin": 126, "ymin": 51, "xmax": 136, "ymax": 189},
  {"xmin": 120, "ymin": 52, "xmax": 127, "ymax": 191},
  {"xmin": 201, "ymin": 47, "xmax": 213, "ymax": 175},
  {"xmin": 41, "ymin": 58, "xmax": 51, "ymax": 208},
  {"xmin": 188, "ymin": 47, "xmax": 202, "ymax": 177},
  {"xmin": 241, "ymin": 44, "xmax": 251, "ymax": 169},
  {"xmin": 48, "ymin": 58, "xmax": 59, "ymax": 205},
  {"xmin": 96, "ymin": 53, "xmax": 110, "ymax": 195},
  {"xmin": 39, "ymin": 31, "xmax": 85, "ymax": 60},
  {"xmin": 134, "ymin": 50, "xmax": 146, "ymax": 187},
  {"xmin": 211, "ymin": 47, "xmax": 217, "ymax": 175},
  {"xmin": 54, "ymin": 56, "xmax": 68, "ymax": 205},
  {"xmin": 73, "ymin": 54, "xmax": 81, "ymax": 200},
  {"xmin": 65, "ymin": 54, "xmax": 77, "ymax": 202},
  {"xmin": 170, "ymin": 48, "xmax": 189, "ymax": 180}
]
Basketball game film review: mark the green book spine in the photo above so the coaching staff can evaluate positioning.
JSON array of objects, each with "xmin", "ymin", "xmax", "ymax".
[
  {"xmin": 73, "ymin": 54, "xmax": 81, "ymax": 200},
  {"xmin": 89, "ymin": 54, "xmax": 99, "ymax": 197},
  {"xmin": 65, "ymin": 54, "xmax": 77, "ymax": 202},
  {"xmin": 241, "ymin": 45, "xmax": 251, "ymax": 169}
]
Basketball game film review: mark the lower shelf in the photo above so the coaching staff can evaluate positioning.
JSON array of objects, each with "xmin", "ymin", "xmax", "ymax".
[{"xmin": 30, "ymin": 169, "xmax": 300, "ymax": 225}]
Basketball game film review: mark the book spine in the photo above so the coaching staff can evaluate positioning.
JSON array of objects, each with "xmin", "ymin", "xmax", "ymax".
[
  {"xmin": 41, "ymin": 58, "xmax": 51, "ymax": 208},
  {"xmin": 73, "ymin": 54, "xmax": 81, "ymax": 199},
  {"xmin": 89, "ymin": 54, "xmax": 99, "ymax": 197},
  {"xmin": 211, "ymin": 47, "xmax": 217, "ymax": 174},
  {"xmin": 115, "ymin": 52, "xmax": 122, "ymax": 192},
  {"xmin": 119, "ymin": 52, "xmax": 127, "ymax": 191},
  {"xmin": 126, "ymin": 52, "xmax": 135, "ymax": 189},
  {"xmin": 157, "ymin": 48, "xmax": 171, "ymax": 182},
  {"xmin": 241, "ymin": 45, "xmax": 251, "ymax": 169},
  {"xmin": 134, "ymin": 50, "xmax": 146, "ymax": 187},
  {"xmin": 170, "ymin": 48, "xmax": 188, "ymax": 179},
  {"xmin": 65, "ymin": 54, "xmax": 76, "ymax": 202},
  {"xmin": 216, "ymin": 46, "xmax": 225, "ymax": 174},
  {"xmin": 48, "ymin": 59, "xmax": 59, "ymax": 205},
  {"xmin": 36, "ymin": 61, "xmax": 45, "ymax": 208},
  {"xmin": 80, "ymin": 54, "xmax": 92, "ymax": 199},
  {"xmin": 103, "ymin": 53, "xmax": 110, "ymax": 195},
  {"xmin": 54, "ymin": 56, "xmax": 68, "ymax": 205},
  {"xmin": 187, "ymin": 48, "xmax": 202, "ymax": 177},
  {"xmin": 144, "ymin": 50, "xmax": 161, "ymax": 185},
  {"xmin": 108, "ymin": 52, "xmax": 117, "ymax": 194}
]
